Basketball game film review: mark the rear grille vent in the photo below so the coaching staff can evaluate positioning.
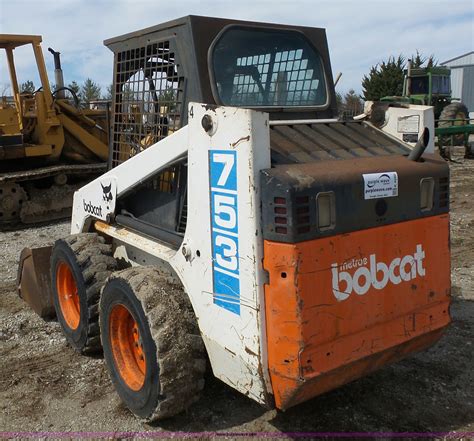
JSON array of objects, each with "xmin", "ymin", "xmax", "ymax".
[
  {"xmin": 438, "ymin": 177, "xmax": 449, "ymax": 208},
  {"xmin": 295, "ymin": 196, "xmax": 311, "ymax": 234},
  {"xmin": 273, "ymin": 197, "xmax": 288, "ymax": 235},
  {"xmin": 269, "ymin": 194, "xmax": 315, "ymax": 238}
]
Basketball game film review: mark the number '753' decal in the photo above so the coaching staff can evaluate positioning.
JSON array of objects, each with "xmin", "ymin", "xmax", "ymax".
[{"xmin": 209, "ymin": 150, "xmax": 240, "ymax": 315}]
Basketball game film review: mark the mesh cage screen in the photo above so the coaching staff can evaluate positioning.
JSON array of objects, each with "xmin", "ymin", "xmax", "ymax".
[
  {"xmin": 231, "ymin": 49, "xmax": 321, "ymax": 106},
  {"xmin": 111, "ymin": 41, "xmax": 184, "ymax": 167}
]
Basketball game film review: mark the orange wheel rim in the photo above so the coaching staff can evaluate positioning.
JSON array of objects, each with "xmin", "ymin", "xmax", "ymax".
[
  {"xmin": 56, "ymin": 261, "xmax": 80, "ymax": 330},
  {"xmin": 109, "ymin": 304, "xmax": 146, "ymax": 391}
]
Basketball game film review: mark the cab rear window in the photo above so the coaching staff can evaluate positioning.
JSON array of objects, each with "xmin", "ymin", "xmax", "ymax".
[{"xmin": 210, "ymin": 27, "xmax": 327, "ymax": 108}]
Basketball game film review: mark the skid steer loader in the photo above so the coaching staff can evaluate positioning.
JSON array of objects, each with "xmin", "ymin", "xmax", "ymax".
[{"xmin": 17, "ymin": 16, "xmax": 451, "ymax": 421}]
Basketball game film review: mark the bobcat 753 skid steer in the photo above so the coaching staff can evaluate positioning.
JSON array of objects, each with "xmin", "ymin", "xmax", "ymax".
[{"xmin": 18, "ymin": 16, "xmax": 451, "ymax": 421}]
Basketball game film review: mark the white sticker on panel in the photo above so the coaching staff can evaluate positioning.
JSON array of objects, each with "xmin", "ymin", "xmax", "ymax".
[
  {"xmin": 363, "ymin": 172, "xmax": 398, "ymax": 199},
  {"xmin": 397, "ymin": 115, "xmax": 420, "ymax": 133}
]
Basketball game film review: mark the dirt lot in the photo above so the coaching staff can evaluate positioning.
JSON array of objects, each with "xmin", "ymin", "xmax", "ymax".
[{"xmin": 0, "ymin": 152, "xmax": 473, "ymax": 436}]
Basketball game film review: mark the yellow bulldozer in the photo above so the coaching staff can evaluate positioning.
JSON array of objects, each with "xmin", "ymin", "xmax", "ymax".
[{"xmin": 0, "ymin": 34, "xmax": 109, "ymax": 228}]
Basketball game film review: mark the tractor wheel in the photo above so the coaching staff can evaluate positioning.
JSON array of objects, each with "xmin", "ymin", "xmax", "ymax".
[
  {"xmin": 99, "ymin": 267, "xmax": 206, "ymax": 421},
  {"xmin": 51, "ymin": 233, "xmax": 117, "ymax": 354},
  {"xmin": 439, "ymin": 102, "xmax": 469, "ymax": 145}
]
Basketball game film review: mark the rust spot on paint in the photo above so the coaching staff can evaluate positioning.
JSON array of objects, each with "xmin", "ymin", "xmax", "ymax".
[
  {"xmin": 204, "ymin": 104, "xmax": 218, "ymax": 111},
  {"xmin": 224, "ymin": 346, "xmax": 236, "ymax": 356},
  {"xmin": 231, "ymin": 135, "xmax": 250, "ymax": 148}
]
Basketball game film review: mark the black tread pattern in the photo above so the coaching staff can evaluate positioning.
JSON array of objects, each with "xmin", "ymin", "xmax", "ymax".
[
  {"xmin": 438, "ymin": 102, "xmax": 469, "ymax": 123},
  {"xmin": 107, "ymin": 267, "xmax": 206, "ymax": 421},
  {"xmin": 438, "ymin": 102, "xmax": 469, "ymax": 146},
  {"xmin": 63, "ymin": 233, "xmax": 117, "ymax": 354}
]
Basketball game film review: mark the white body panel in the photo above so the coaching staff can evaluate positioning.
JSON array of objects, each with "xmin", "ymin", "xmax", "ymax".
[
  {"xmin": 382, "ymin": 105, "xmax": 435, "ymax": 153},
  {"xmin": 72, "ymin": 103, "xmax": 272, "ymax": 404},
  {"xmin": 170, "ymin": 104, "xmax": 272, "ymax": 402}
]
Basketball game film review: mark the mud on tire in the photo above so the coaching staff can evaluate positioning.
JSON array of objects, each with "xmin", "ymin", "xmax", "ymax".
[
  {"xmin": 51, "ymin": 233, "xmax": 117, "ymax": 354},
  {"xmin": 99, "ymin": 267, "xmax": 206, "ymax": 421},
  {"xmin": 439, "ymin": 102, "xmax": 469, "ymax": 145}
]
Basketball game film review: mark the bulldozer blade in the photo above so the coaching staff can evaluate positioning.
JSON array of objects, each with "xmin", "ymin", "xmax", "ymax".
[{"xmin": 17, "ymin": 246, "xmax": 55, "ymax": 319}]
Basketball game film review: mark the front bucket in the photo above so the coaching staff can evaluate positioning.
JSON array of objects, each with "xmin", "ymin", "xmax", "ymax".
[{"xmin": 17, "ymin": 246, "xmax": 55, "ymax": 319}]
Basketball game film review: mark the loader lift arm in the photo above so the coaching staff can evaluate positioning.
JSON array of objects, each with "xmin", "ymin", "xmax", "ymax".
[{"xmin": 71, "ymin": 126, "xmax": 188, "ymax": 237}]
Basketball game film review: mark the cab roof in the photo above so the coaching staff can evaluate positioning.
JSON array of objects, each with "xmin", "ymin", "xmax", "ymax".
[
  {"xmin": 0, "ymin": 34, "xmax": 42, "ymax": 49},
  {"xmin": 104, "ymin": 15, "xmax": 326, "ymax": 46}
]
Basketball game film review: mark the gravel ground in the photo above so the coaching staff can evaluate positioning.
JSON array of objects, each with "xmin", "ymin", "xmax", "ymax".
[{"xmin": 0, "ymin": 151, "xmax": 473, "ymax": 437}]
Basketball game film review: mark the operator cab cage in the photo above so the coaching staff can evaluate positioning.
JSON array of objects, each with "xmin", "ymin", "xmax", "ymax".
[
  {"xmin": 104, "ymin": 15, "xmax": 337, "ymax": 168},
  {"xmin": 405, "ymin": 67, "xmax": 451, "ymax": 96},
  {"xmin": 103, "ymin": 16, "xmax": 426, "ymax": 251},
  {"xmin": 1, "ymin": 34, "xmax": 53, "ymax": 124}
]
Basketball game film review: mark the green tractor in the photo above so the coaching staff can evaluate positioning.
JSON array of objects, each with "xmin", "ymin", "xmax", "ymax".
[
  {"xmin": 382, "ymin": 61, "xmax": 472, "ymax": 156},
  {"xmin": 382, "ymin": 62, "xmax": 468, "ymax": 122}
]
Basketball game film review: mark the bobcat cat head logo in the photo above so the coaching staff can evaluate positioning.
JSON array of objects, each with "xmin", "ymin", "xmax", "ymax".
[{"xmin": 101, "ymin": 182, "xmax": 113, "ymax": 203}]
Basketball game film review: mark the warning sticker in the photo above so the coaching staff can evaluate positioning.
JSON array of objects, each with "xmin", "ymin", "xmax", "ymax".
[
  {"xmin": 363, "ymin": 172, "xmax": 398, "ymax": 200},
  {"xmin": 397, "ymin": 115, "xmax": 420, "ymax": 133}
]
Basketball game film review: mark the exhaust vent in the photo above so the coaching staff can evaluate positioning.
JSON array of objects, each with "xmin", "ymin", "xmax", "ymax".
[
  {"xmin": 273, "ymin": 197, "xmax": 288, "ymax": 235},
  {"xmin": 438, "ymin": 177, "xmax": 449, "ymax": 209},
  {"xmin": 296, "ymin": 196, "xmax": 311, "ymax": 234}
]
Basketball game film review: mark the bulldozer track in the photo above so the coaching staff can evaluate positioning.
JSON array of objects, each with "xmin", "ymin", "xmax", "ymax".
[
  {"xmin": 0, "ymin": 162, "xmax": 107, "ymax": 183},
  {"xmin": 0, "ymin": 163, "xmax": 107, "ymax": 229}
]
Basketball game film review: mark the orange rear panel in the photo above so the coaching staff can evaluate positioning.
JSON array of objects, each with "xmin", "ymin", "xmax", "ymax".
[{"xmin": 263, "ymin": 214, "xmax": 450, "ymax": 409}]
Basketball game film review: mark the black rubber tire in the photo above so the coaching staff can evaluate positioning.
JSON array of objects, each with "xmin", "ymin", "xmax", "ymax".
[
  {"xmin": 439, "ymin": 102, "xmax": 469, "ymax": 123},
  {"xmin": 99, "ymin": 267, "xmax": 206, "ymax": 421},
  {"xmin": 439, "ymin": 102, "xmax": 469, "ymax": 145},
  {"xmin": 51, "ymin": 233, "xmax": 117, "ymax": 354}
]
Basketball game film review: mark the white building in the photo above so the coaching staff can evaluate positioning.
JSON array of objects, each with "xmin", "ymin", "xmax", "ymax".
[{"xmin": 441, "ymin": 51, "xmax": 474, "ymax": 116}]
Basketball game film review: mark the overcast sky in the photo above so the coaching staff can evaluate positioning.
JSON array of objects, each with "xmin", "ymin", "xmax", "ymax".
[{"xmin": 0, "ymin": 0, "xmax": 472, "ymax": 97}]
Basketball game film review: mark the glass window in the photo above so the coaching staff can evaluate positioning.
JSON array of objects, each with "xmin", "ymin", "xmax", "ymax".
[
  {"xmin": 432, "ymin": 75, "xmax": 450, "ymax": 94},
  {"xmin": 410, "ymin": 76, "xmax": 429, "ymax": 94},
  {"xmin": 211, "ymin": 27, "xmax": 327, "ymax": 107}
]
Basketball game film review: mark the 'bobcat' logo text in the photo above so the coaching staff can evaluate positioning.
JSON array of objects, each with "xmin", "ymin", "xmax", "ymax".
[
  {"xmin": 331, "ymin": 245, "xmax": 426, "ymax": 301},
  {"xmin": 83, "ymin": 199, "xmax": 102, "ymax": 217}
]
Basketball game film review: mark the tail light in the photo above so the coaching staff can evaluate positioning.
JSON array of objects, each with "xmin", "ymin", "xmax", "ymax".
[
  {"xmin": 420, "ymin": 178, "xmax": 435, "ymax": 211},
  {"xmin": 316, "ymin": 191, "xmax": 335, "ymax": 230}
]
